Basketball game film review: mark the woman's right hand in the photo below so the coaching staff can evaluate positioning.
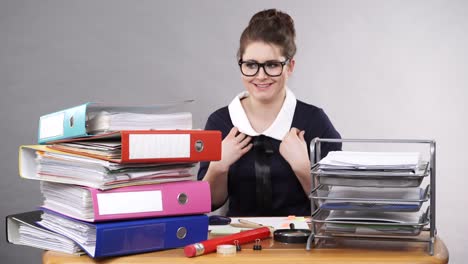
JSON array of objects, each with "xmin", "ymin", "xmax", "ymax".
[{"xmin": 214, "ymin": 127, "xmax": 253, "ymax": 172}]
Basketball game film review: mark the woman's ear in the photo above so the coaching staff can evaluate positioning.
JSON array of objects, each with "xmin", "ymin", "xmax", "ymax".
[{"xmin": 286, "ymin": 58, "xmax": 295, "ymax": 75}]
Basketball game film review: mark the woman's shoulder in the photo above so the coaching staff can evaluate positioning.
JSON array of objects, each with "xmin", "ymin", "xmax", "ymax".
[
  {"xmin": 295, "ymin": 100, "xmax": 327, "ymax": 118},
  {"xmin": 208, "ymin": 106, "xmax": 230, "ymax": 120},
  {"xmin": 293, "ymin": 99, "xmax": 337, "ymax": 128},
  {"xmin": 293, "ymin": 99, "xmax": 341, "ymax": 140},
  {"xmin": 204, "ymin": 106, "xmax": 232, "ymax": 131}
]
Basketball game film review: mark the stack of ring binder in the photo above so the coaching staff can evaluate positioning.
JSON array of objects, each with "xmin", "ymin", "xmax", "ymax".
[{"xmin": 8, "ymin": 102, "xmax": 223, "ymax": 258}]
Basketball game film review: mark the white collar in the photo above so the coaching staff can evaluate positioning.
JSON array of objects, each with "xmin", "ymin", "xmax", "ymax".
[{"xmin": 228, "ymin": 88, "xmax": 297, "ymax": 140}]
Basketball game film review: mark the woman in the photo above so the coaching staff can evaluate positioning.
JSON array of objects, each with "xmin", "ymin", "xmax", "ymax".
[{"xmin": 198, "ymin": 8, "xmax": 341, "ymax": 216}]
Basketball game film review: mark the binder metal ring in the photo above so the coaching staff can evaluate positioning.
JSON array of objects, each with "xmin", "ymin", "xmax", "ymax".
[
  {"xmin": 194, "ymin": 140, "xmax": 204, "ymax": 152},
  {"xmin": 177, "ymin": 193, "xmax": 188, "ymax": 205},
  {"xmin": 69, "ymin": 116, "xmax": 74, "ymax": 128},
  {"xmin": 176, "ymin": 227, "xmax": 187, "ymax": 239}
]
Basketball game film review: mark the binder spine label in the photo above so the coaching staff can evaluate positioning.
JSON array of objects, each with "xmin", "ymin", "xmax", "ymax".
[
  {"xmin": 128, "ymin": 134, "xmax": 190, "ymax": 159},
  {"xmin": 39, "ymin": 112, "xmax": 65, "ymax": 139},
  {"xmin": 97, "ymin": 191, "xmax": 163, "ymax": 215}
]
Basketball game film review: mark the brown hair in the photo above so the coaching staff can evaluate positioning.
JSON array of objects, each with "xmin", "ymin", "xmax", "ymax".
[{"xmin": 237, "ymin": 9, "xmax": 296, "ymax": 60}]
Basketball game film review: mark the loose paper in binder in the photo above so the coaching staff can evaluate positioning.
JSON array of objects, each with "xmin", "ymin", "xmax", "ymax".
[
  {"xmin": 38, "ymin": 209, "xmax": 209, "ymax": 258},
  {"xmin": 48, "ymin": 130, "xmax": 222, "ymax": 163},
  {"xmin": 38, "ymin": 102, "xmax": 193, "ymax": 144},
  {"xmin": 40, "ymin": 181, "xmax": 211, "ymax": 222}
]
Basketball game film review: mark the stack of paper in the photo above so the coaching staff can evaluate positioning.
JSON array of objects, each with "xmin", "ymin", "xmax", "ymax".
[
  {"xmin": 55, "ymin": 141, "xmax": 121, "ymax": 159},
  {"xmin": 326, "ymin": 209, "xmax": 422, "ymax": 224},
  {"xmin": 326, "ymin": 186, "xmax": 422, "ymax": 201},
  {"xmin": 40, "ymin": 211, "xmax": 98, "ymax": 253},
  {"xmin": 319, "ymin": 151, "xmax": 421, "ymax": 170},
  {"xmin": 323, "ymin": 223, "xmax": 421, "ymax": 235},
  {"xmin": 87, "ymin": 112, "xmax": 193, "ymax": 134},
  {"xmin": 45, "ymin": 130, "xmax": 222, "ymax": 164},
  {"xmin": 6, "ymin": 210, "xmax": 83, "ymax": 255},
  {"xmin": 21, "ymin": 145, "xmax": 195, "ymax": 189},
  {"xmin": 322, "ymin": 209, "xmax": 426, "ymax": 235},
  {"xmin": 38, "ymin": 102, "xmax": 195, "ymax": 143},
  {"xmin": 317, "ymin": 186, "xmax": 425, "ymax": 211}
]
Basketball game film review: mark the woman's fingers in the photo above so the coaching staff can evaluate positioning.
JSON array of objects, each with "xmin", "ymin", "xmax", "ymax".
[
  {"xmin": 238, "ymin": 135, "xmax": 252, "ymax": 148},
  {"xmin": 227, "ymin": 127, "xmax": 239, "ymax": 138},
  {"xmin": 240, "ymin": 143, "xmax": 253, "ymax": 154},
  {"xmin": 235, "ymin": 132, "xmax": 248, "ymax": 143},
  {"xmin": 298, "ymin": 130, "xmax": 305, "ymax": 141}
]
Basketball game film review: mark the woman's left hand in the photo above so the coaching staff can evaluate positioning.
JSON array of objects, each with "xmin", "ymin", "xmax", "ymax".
[{"xmin": 279, "ymin": 127, "xmax": 311, "ymax": 174}]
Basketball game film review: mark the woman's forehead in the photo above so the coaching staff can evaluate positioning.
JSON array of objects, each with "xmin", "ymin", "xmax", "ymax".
[{"xmin": 242, "ymin": 41, "xmax": 285, "ymax": 61}]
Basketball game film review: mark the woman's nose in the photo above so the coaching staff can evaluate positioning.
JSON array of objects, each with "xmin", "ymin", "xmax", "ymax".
[{"xmin": 256, "ymin": 66, "xmax": 268, "ymax": 79}]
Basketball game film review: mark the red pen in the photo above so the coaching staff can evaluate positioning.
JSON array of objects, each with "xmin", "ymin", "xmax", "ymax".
[{"xmin": 184, "ymin": 226, "xmax": 271, "ymax": 257}]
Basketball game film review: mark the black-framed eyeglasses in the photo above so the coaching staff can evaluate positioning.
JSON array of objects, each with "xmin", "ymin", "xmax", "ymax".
[{"xmin": 238, "ymin": 59, "xmax": 290, "ymax": 77}]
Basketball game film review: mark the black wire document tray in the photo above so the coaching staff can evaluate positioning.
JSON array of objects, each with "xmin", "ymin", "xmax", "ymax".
[
  {"xmin": 311, "ymin": 162, "xmax": 429, "ymax": 187},
  {"xmin": 310, "ymin": 185, "xmax": 430, "ymax": 212},
  {"xmin": 307, "ymin": 138, "xmax": 437, "ymax": 255}
]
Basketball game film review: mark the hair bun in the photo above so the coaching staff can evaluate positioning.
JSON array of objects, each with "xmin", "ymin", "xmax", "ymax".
[
  {"xmin": 248, "ymin": 9, "xmax": 295, "ymax": 39},
  {"xmin": 238, "ymin": 8, "xmax": 297, "ymax": 60}
]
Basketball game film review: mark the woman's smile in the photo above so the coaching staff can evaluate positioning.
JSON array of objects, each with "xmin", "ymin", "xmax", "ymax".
[{"xmin": 253, "ymin": 82, "xmax": 274, "ymax": 89}]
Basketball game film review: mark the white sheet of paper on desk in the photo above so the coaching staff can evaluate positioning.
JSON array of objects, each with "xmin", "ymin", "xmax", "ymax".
[{"xmin": 209, "ymin": 216, "xmax": 309, "ymax": 235}]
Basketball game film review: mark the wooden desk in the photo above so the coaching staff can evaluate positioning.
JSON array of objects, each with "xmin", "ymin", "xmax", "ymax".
[{"xmin": 43, "ymin": 236, "xmax": 448, "ymax": 264}]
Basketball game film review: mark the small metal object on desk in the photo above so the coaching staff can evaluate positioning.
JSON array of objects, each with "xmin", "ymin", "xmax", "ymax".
[
  {"xmin": 273, "ymin": 223, "xmax": 311, "ymax": 244},
  {"xmin": 234, "ymin": 240, "xmax": 241, "ymax": 251},
  {"xmin": 253, "ymin": 239, "xmax": 262, "ymax": 250}
]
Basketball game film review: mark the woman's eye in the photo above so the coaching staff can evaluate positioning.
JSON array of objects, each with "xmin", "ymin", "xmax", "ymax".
[
  {"xmin": 245, "ymin": 63, "xmax": 258, "ymax": 69},
  {"xmin": 266, "ymin": 62, "xmax": 280, "ymax": 68}
]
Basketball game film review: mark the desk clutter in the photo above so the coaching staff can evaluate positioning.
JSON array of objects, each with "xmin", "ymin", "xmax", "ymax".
[
  {"xmin": 6, "ymin": 102, "xmax": 222, "ymax": 258},
  {"xmin": 6, "ymin": 103, "xmax": 440, "ymax": 259},
  {"xmin": 307, "ymin": 139, "xmax": 436, "ymax": 255},
  {"xmin": 185, "ymin": 227, "xmax": 271, "ymax": 257}
]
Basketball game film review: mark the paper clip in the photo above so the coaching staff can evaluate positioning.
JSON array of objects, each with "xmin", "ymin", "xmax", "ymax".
[
  {"xmin": 234, "ymin": 240, "xmax": 241, "ymax": 251},
  {"xmin": 253, "ymin": 238, "xmax": 262, "ymax": 250}
]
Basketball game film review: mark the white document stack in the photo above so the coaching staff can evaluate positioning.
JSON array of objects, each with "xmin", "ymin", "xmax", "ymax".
[
  {"xmin": 311, "ymin": 150, "xmax": 430, "ymax": 236},
  {"xmin": 318, "ymin": 151, "xmax": 421, "ymax": 170},
  {"xmin": 87, "ymin": 112, "xmax": 193, "ymax": 134},
  {"xmin": 6, "ymin": 210, "xmax": 83, "ymax": 255}
]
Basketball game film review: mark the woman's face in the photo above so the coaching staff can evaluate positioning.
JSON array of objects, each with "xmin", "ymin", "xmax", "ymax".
[{"xmin": 240, "ymin": 41, "xmax": 294, "ymax": 104}]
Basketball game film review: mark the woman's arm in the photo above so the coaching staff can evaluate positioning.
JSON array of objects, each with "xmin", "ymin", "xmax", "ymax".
[
  {"xmin": 279, "ymin": 127, "xmax": 312, "ymax": 195},
  {"xmin": 200, "ymin": 127, "xmax": 253, "ymax": 209}
]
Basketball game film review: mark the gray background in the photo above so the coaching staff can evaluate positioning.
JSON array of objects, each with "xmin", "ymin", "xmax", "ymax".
[{"xmin": 1, "ymin": 0, "xmax": 467, "ymax": 263}]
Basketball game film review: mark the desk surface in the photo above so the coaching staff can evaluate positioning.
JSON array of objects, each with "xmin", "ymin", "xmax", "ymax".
[{"xmin": 43, "ymin": 236, "xmax": 449, "ymax": 264}]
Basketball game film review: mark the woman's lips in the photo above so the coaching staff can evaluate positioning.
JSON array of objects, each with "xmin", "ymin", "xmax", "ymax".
[{"xmin": 254, "ymin": 83, "xmax": 273, "ymax": 89}]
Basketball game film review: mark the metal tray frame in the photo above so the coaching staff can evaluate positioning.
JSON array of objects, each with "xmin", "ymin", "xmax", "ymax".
[{"xmin": 306, "ymin": 138, "xmax": 436, "ymax": 255}]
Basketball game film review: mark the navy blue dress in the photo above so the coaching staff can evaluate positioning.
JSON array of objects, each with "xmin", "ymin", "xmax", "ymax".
[{"xmin": 198, "ymin": 100, "xmax": 341, "ymax": 216}]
